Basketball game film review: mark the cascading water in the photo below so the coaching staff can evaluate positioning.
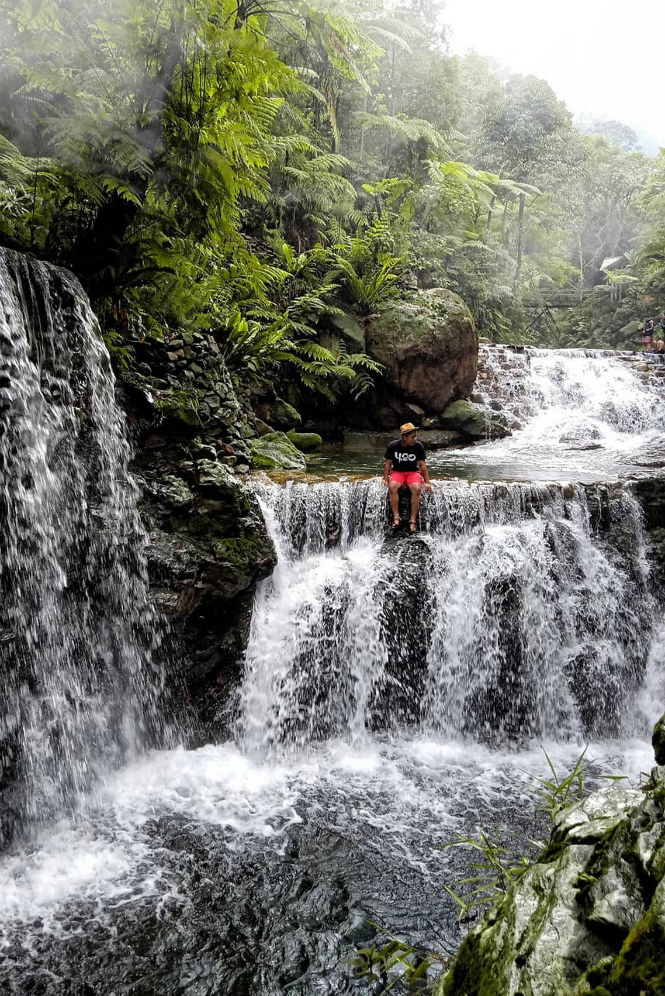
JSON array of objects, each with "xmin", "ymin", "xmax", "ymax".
[
  {"xmin": 0, "ymin": 297, "xmax": 663, "ymax": 995},
  {"xmin": 0, "ymin": 249, "xmax": 164, "ymax": 843},
  {"xmin": 240, "ymin": 479, "xmax": 652, "ymax": 749},
  {"xmin": 432, "ymin": 345, "xmax": 665, "ymax": 480}
]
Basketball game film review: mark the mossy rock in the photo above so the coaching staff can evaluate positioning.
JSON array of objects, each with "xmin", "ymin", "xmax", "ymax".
[
  {"xmin": 287, "ymin": 430, "xmax": 322, "ymax": 453},
  {"xmin": 440, "ymin": 399, "xmax": 510, "ymax": 441},
  {"xmin": 154, "ymin": 388, "xmax": 201, "ymax": 429},
  {"xmin": 250, "ymin": 431, "xmax": 306, "ymax": 470},
  {"xmin": 366, "ymin": 288, "xmax": 477, "ymax": 413},
  {"xmin": 256, "ymin": 397, "xmax": 302, "ymax": 431}
]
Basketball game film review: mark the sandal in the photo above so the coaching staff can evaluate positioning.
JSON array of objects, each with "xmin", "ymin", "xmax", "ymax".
[
  {"xmin": 409, "ymin": 520, "xmax": 418, "ymax": 533},
  {"xmin": 391, "ymin": 519, "xmax": 401, "ymax": 532}
]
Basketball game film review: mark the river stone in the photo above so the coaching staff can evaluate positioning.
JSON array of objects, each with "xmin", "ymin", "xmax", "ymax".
[
  {"xmin": 365, "ymin": 288, "xmax": 477, "ymax": 413},
  {"xmin": 250, "ymin": 432, "xmax": 306, "ymax": 470},
  {"xmin": 417, "ymin": 429, "xmax": 467, "ymax": 450},
  {"xmin": 287, "ymin": 430, "xmax": 322, "ymax": 453},
  {"xmin": 440, "ymin": 400, "xmax": 511, "ymax": 441}
]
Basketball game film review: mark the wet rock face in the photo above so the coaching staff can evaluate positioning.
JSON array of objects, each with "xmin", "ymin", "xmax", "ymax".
[
  {"xmin": 117, "ymin": 334, "xmax": 277, "ymax": 740},
  {"xmin": 362, "ymin": 288, "xmax": 478, "ymax": 428},
  {"xmin": 634, "ymin": 477, "xmax": 665, "ymax": 590},
  {"xmin": 437, "ymin": 732, "xmax": 665, "ymax": 996},
  {"xmin": 135, "ymin": 454, "xmax": 276, "ymax": 741}
]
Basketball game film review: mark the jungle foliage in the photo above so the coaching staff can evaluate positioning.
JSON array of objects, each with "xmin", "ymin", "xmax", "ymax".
[{"xmin": 0, "ymin": 0, "xmax": 663, "ymax": 395}]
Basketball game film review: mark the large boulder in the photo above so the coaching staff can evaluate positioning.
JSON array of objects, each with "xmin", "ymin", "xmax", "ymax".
[
  {"xmin": 287, "ymin": 430, "xmax": 322, "ymax": 453},
  {"xmin": 365, "ymin": 288, "xmax": 478, "ymax": 416},
  {"xmin": 250, "ymin": 431, "xmax": 307, "ymax": 470}
]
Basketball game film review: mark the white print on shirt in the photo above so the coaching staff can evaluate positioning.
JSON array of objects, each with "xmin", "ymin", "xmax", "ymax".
[{"xmin": 394, "ymin": 452, "xmax": 417, "ymax": 463}]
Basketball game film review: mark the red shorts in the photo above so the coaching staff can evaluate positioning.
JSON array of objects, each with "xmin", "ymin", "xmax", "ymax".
[{"xmin": 390, "ymin": 471, "xmax": 423, "ymax": 486}]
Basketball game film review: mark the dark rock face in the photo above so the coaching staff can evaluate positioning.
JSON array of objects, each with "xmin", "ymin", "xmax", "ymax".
[
  {"xmin": 634, "ymin": 477, "xmax": 665, "ymax": 590},
  {"xmin": 135, "ymin": 453, "xmax": 275, "ymax": 741},
  {"xmin": 356, "ymin": 289, "xmax": 478, "ymax": 430},
  {"xmin": 653, "ymin": 713, "xmax": 665, "ymax": 765},
  {"xmin": 116, "ymin": 335, "xmax": 277, "ymax": 740}
]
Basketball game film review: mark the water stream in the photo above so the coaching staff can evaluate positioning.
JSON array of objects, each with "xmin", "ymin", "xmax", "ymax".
[
  {"xmin": 432, "ymin": 346, "xmax": 665, "ymax": 481},
  {"xmin": 0, "ymin": 268, "xmax": 663, "ymax": 994}
]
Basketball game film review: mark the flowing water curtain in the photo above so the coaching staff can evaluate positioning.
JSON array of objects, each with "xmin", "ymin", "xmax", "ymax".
[
  {"xmin": 241, "ymin": 479, "xmax": 655, "ymax": 749},
  {"xmin": 0, "ymin": 250, "xmax": 166, "ymax": 843}
]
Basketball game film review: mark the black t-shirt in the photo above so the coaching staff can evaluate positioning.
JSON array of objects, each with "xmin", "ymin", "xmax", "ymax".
[{"xmin": 384, "ymin": 438, "xmax": 426, "ymax": 470}]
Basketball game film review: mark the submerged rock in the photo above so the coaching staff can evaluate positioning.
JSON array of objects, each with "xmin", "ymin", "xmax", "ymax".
[
  {"xmin": 437, "ymin": 720, "xmax": 665, "ymax": 996},
  {"xmin": 440, "ymin": 399, "xmax": 511, "ymax": 441}
]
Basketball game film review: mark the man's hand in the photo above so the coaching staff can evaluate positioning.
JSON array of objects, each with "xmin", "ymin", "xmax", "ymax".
[
  {"xmin": 382, "ymin": 477, "xmax": 390, "ymax": 488},
  {"xmin": 423, "ymin": 482, "xmax": 433, "ymax": 493}
]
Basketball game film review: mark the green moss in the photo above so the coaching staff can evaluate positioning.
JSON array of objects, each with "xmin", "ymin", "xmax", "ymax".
[
  {"xmin": 610, "ymin": 900, "xmax": 665, "ymax": 996},
  {"xmin": 154, "ymin": 388, "xmax": 201, "ymax": 427},
  {"xmin": 250, "ymin": 431, "xmax": 306, "ymax": 470},
  {"xmin": 211, "ymin": 534, "xmax": 274, "ymax": 582},
  {"xmin": 287, "ymin": 430, "xmax": 322, "ymax": 453},
  {"xmin": 438, "ymin": 893, "xmax": 516, "ymax": 996}
]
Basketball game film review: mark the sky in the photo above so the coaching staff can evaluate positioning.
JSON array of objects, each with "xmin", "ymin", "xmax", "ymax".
[{"xmin": 443, "ymin": 0, "xmax": 665, "ymax": 153}]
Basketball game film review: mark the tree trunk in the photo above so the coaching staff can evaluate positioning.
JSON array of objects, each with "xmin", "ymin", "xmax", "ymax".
[
  {"xmin": 485, "ymin": 195, "xmax": 495, "ymax": 236},
  {"xmin": 513, "ymin": 193, "xmax": 526, "ymax": 291}
]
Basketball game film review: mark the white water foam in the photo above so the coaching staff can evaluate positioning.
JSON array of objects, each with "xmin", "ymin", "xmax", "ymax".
[
  {"xmin": 433, "ymin": 347, "xmax": 665, "ymax": 480},
  {"xmin": 0, "ymin": 734, "xmax": 655, "ymax": 939}
]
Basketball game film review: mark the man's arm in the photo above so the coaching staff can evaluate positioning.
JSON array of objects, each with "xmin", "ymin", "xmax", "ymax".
[
  {"xmin": 418, "ymin": 460, "xmax": 433, "ymax": 492},
  {"xmin": 382, "ymin": 459, "xmax": 392, "ymax": 485}
]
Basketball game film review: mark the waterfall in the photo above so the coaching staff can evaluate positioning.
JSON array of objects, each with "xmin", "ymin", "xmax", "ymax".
[
  {"xmin": 0, "ymin": 250, "xmax": 163, "ymax": 843},
  {"xmin": 434, "ymin": 345, "xmax": 665, "ymax": 480},
  {"xmin": 240, "ymin": 479, "xmax": 652, "ymax": 749}
]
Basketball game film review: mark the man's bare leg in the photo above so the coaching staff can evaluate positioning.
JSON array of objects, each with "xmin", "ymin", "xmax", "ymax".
[
  {"xmin": 409, "ymin": 481, "xmax": 422, "ymax": 529},
  {"xmin": 389, "ymin": 481, "xmax": 401, "ymax": 523}
]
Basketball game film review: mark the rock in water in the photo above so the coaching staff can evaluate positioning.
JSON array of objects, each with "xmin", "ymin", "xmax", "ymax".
[
  {"xmin": 287, "ymin": 430, "xmax": 323, "ymax": 453},
  {"xmin": 440, "ymin": 399, "xmax": 511, "ymax": 441},
  {"xmin": 250, "ymin": 431, "xmax": 307, "ymax": 469}
]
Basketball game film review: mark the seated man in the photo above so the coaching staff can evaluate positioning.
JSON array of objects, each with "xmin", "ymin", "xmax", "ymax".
[{"xmin": 382, "ymin": 423, "xmax": 433, "ymax": 533}]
